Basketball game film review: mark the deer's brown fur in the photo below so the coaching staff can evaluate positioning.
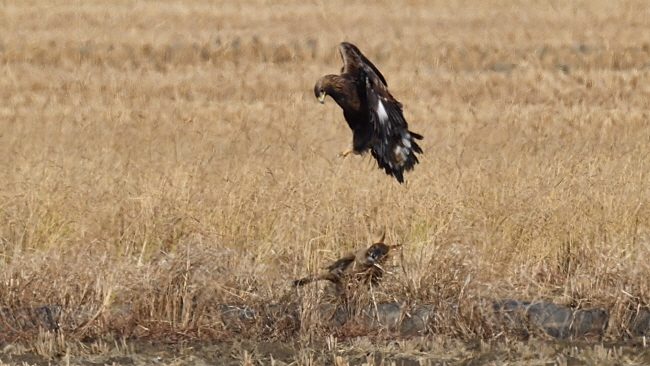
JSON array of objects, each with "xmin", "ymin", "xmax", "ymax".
[{"xmin": 293, "ymin": 230, "xmax": 398, "ymax": 292}]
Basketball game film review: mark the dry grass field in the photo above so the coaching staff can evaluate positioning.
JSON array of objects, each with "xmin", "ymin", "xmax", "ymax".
[{"xmin": 2, "ymin": 0, "xmax": 650, "ymax": 364}]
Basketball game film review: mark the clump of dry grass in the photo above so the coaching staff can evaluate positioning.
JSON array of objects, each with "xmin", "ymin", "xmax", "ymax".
[{"xmin": 1, "ymin": 0, "xmax": 650, "ymax": 354}]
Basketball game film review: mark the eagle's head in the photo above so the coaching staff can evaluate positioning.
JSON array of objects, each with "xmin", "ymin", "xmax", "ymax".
[{"xmin": 313, "ymin": 78, "xmax": 327, "ymax": 103}]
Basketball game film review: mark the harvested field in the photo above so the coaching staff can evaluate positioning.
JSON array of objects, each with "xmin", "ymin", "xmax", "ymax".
[{"xmin": 1, "ymin": 0, "xmax": 650, "ymax": 364}]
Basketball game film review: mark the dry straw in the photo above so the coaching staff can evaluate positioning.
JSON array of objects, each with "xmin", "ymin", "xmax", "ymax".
[{"xmin": 1, "ymin": 0, "xmax": 650, "ymax": 351}]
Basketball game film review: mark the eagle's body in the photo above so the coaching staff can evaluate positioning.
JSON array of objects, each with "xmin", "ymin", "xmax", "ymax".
[{"xmin": 314, "ymin": 42, "xmax": 423, "ymax": 183}]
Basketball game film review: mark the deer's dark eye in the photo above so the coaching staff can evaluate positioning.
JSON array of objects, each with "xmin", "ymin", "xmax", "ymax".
[{"xmin": 366, "ymin": 246, "xmax": 382, "ymax": 261}]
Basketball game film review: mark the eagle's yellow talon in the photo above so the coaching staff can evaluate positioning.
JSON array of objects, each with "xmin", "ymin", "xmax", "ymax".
[{"xmin": 340, "ymin": 148, "xmax": 353, "ymax": 157}]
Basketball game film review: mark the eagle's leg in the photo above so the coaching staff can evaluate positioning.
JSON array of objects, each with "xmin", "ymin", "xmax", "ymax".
[
  {"xmin": 339, "ymin": 134, "xmax": 366, "ymax": 157},
  {"xmin": 339, "ymin": 148, "xmax": 363, "ymax": 157},
  {"xmin": 344, "ymin": 129, "xmax": 371, "ymax": 158},
  {"xmin": 339, "ymin": 148, "xmax": 354, "ymax": 157}
]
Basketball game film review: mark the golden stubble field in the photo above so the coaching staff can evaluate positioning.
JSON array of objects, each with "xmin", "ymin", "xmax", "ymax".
[{"xmin": 2, "ymin": 0, "xmax": 650, "ymax": 363}]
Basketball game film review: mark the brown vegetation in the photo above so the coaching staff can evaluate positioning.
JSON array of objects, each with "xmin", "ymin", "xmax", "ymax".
[{"xmin": 1, "ymin": 0, "xmax": 650, "ymax": 363}]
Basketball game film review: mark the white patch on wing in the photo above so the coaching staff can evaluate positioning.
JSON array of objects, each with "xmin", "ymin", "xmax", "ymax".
[
  {"xmin": 377, "ymin": 99, "xmax": 389, "ymax": 123},
  {"xmin": 394, "ymin": 131, "xmax": 412, "ymax": 165},
  {"xmin": 394, "ymin": 145, "xmax": 408, "ymax": 165},
  {"xmin": 402, "ymin": 132, "xmax": 412, "ymax": 149}
]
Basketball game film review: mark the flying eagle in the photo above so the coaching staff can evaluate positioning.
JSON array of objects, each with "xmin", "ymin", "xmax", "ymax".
[{"xmin": 314, "ymin": 42, "xmax": 423, "ymax": 183}]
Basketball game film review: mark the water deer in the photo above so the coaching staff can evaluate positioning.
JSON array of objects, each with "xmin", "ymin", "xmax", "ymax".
[{"xmin": 293, "ymin": 230, "xmax": 399, "ymax": 293}]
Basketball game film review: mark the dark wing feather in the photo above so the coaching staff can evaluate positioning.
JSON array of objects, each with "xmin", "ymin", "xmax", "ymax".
[
  {"xmin": 336, "ymin": 42, "xmax": 422, "ymax": 183},
  {"xmin": 339, "ymin": 42, "xmax": 387, "ymax": 86},
  {"xmin": 358, "ymin": 62, "xmax": 423, "ymax": 183}
]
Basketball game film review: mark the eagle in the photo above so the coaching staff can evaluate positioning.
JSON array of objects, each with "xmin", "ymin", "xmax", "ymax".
[{"xmin": 314, "ymin": 42, "xmax": 423, "ymax": 183}]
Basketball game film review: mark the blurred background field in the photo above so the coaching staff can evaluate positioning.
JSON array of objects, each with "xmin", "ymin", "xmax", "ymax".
[{"xmin": 1, "ymin": 0, "xmax": 650, "ymax": 363}]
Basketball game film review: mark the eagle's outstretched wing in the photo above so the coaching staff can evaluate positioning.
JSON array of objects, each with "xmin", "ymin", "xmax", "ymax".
[
  {"xmin": 340, "ymin": 43, "xmax": 423, "ymax": 183},
  {"xmin": 339, "ymin": 42, "xmax": 387, "ymax": 87}
]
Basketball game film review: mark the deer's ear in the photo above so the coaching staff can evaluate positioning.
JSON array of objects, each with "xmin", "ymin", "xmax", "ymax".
[{"xmin": 372, "ymin": 229, "xmax": 385, "ymax": 244}]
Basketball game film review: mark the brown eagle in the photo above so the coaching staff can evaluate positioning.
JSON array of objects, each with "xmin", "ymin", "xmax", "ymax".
[{"xmin": 314, "ymin": 42, "xmax": 423, "ymax": 183}]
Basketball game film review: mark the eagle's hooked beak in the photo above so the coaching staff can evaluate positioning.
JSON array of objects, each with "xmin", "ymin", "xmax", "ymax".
[{"xmin": 317, "ymin": 91, "xmax": 327, "ymax": 104}]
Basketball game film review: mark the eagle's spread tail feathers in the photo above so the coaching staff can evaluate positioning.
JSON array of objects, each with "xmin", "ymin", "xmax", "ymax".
[{"xmin": 372, "ymin": 130, "xmax": 423, "ymax": 183}]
